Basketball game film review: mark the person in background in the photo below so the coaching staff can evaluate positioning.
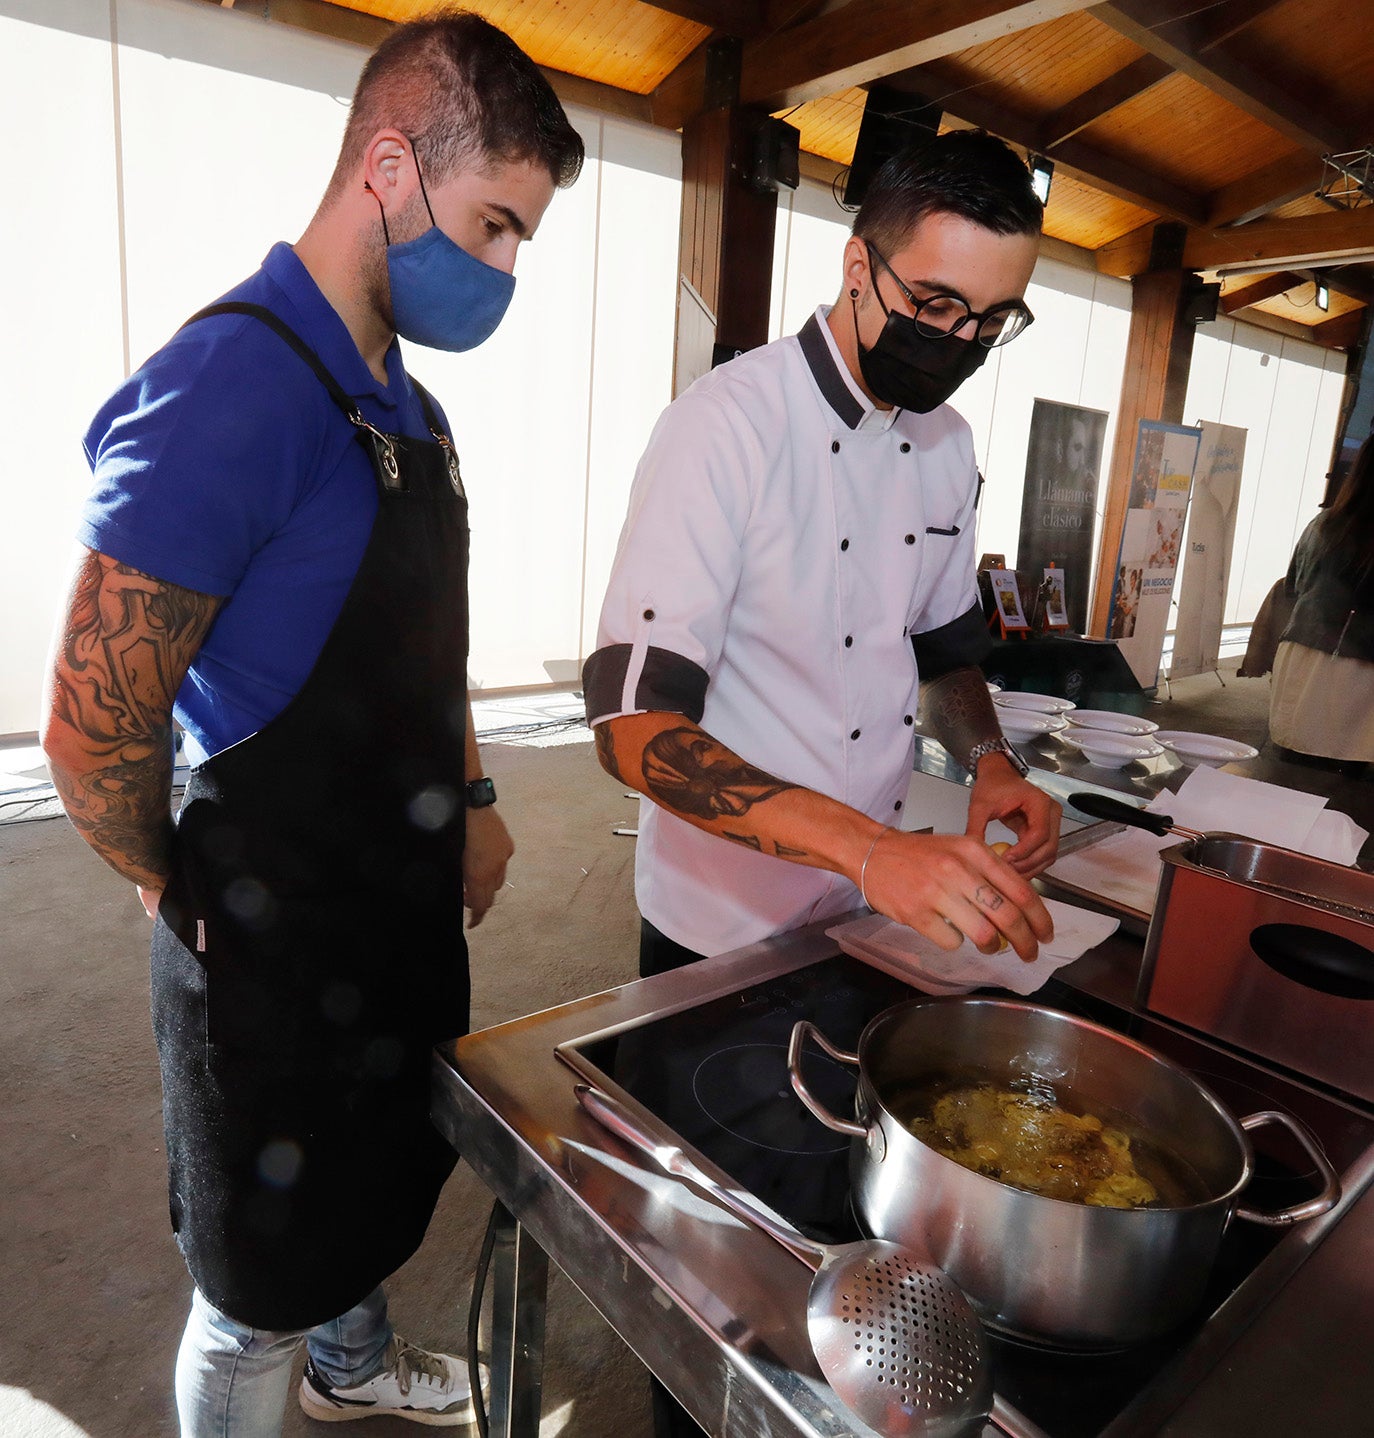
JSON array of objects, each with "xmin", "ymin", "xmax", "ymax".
[
  {"xmin": 40, "ymin": 12, "xmax": 583, "ymax": 1435},
  {"xmin": 1270, "ymin": 432, "xmax": 1374, "ymax": 772}
]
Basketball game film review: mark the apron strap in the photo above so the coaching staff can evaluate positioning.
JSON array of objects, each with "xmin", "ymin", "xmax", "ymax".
[
  {"xmin": 409, "ymin": 378, "xmax": 446, "ymax": 439},
  {"xmin": 181, "ymin": 301, "xmax": 451, "ymax": 494},
  {"xmin": 184, "ymin": 302, "xmax": 364, "ymax": 424}
]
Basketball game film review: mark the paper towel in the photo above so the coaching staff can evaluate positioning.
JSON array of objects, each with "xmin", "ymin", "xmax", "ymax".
[{"xmin": 828, "ymin": 901, "xmax": 1120, "ymax": 997}]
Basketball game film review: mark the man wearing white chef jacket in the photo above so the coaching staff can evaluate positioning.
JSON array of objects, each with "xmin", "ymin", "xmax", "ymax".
[{"xmin": 585, "ymin": 131, "xmax": 1061, "ymax": 981}]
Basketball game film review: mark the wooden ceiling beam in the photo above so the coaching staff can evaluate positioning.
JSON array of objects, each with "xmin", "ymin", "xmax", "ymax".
[
  {"xmin": 1094, "ymin": 220, "xmax": 1159, "ymax": 277},
  {"xmin": 1311, "ymin": 308, "xmax": 1367, "ymax": 350},
  {"xmin": 1185, "ymin": 209, "xmax": 1374, "ymax": 272},
  {"xmin": 1190, "ymin": 0, "xmax": 1287, "ymax": 49},
  {"xmin": 1206, "ymin": 150, "xmax": 1325, "ymax": 227},
  {"xmin": 1039, "ymin": 55, "xmax": 1171, "ymax": 148},
  {"xmin": 736, "ymin": 0, "xmax": 1098, "ymax": 113},
  {"xmin": 1220, "ymin": 271, "xmax": 1303, "ymax": 313},
  {"xmin": 1091, "ymin": 0, "xmax": 1349, "ymax": 153},
  {"xmin": 1315, "ymin": 266, "xmax": 1374, "ymax": 306},
  {"xmin": 904, "ymin": 66, "xmax": 1208, "ymax": 224},
  {"xmin": 651, "ymin": 41, "xmax": 715, "ymax": 131},
  {"xmin": 637, "ymin": 1, "xmax": 767, "ymax": 38},
  {"xmin": 1100, "ymin": 211, "xmax": 1374, "ymax": 278}
]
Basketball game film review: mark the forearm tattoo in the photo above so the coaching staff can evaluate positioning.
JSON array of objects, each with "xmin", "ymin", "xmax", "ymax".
[
  {"xmin": 642, "ymin": 727, "xmax": 803, "ymax": 855},
  {"xmin": 594, "ymin": 723, "xmax": 623, "ymax": 783},
  {"xmin": 922, "ymin": 667, "xmax": 1002, "ymax": 771},
  {"xmin": 48, "ymin": 552, "xmax": 220, "ymax": 886}
]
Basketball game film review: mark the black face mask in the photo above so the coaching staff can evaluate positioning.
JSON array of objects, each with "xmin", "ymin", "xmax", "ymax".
[{"xmin": 852, "ymin": 294, "xmax": 990, "ymax": 414}]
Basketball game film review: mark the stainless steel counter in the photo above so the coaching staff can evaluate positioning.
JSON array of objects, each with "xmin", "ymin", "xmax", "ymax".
[
  {"xmin": 432, "ymin": 924, "xmax": 893, "ymax": 1438},
  {"xmin": 431, "ymin": 918, "xmax": 1374, "ymax": 1438}
]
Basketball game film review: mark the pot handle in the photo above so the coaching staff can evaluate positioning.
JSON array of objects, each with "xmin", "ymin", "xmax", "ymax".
[
  {"xmin": 1234, "ymin": 1110, "xmax": 1342, "ymax": 1225},
  {"xmin": 787, "ymin": 1020, "xmax": 868, "ymax": 1139}
]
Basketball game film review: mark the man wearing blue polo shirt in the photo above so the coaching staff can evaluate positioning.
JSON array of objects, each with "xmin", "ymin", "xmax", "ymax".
[{"xmin": 41, "ymin": 14, "xmax": 582, "ymax": 1435}]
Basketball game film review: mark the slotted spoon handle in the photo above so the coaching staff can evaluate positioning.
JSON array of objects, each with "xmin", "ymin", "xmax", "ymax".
[{"xmin": 575, "ymin": 1083, "xmax": 825, "ymax": 1270}]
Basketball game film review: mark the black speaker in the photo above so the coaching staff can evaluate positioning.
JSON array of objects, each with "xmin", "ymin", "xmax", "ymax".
[
  {"xmin": 1183, "ymin": 277, "xmax": 1221, "ymax": 324},
  {"xmin": 744, "ymin": 116, "xmax": 800, "ymax": 193},
  {"xmin": 842, "ymin": 85, "xmax": 940, "ymax": 209}
]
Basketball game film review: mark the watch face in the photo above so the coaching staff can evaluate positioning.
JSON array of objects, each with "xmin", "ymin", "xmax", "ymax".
[{"xmin": 466, "ymin": 777, "xmax": 497, "ymax": 808}]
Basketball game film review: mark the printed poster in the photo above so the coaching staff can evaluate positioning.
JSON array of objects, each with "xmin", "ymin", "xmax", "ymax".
[
  {"xmin": 1107, "ymin": 420, "xmax": 1203, "ymax": 688},
  {"xmin": 989, "ymin": 568, "xmax": 1029, "ymax": 630},
  {"xmin": 1043, "ymin": 566, "xmax": 1069, "ymax": 628},
  {"xmin": 1169, "ymin": 422, "xmax": 1248, "ymax": 680},
  {"xmin": 1017, "ymin": 399, "xmax": 1108, "ymax": 634}
]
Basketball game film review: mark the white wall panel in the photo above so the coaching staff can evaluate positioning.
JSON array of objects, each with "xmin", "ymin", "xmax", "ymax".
[
  {"xmin": 769, "ymin": 180, "xmax": 850, "ymax": 340},
  {"xmin": 420, "ymin": 103, "xmax": 602, "ymax": 691},
  {"xmin": 115, "ymin": 0, "xmax": 359, "ymax": 368},
  {"xmin": 580, "ymin": 118, "xmax": 682, "ymax": 669},
  {"xmin": 1183, "ymin": 319, "xmax": 1344, "ymax": 625},
  {"xmin": 0, "ymin": 0, "xmax": 123, "ymax": 735}
]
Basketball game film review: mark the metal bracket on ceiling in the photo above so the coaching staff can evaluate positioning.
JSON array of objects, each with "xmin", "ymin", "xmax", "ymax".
[{"xmin": 1318, "ymin": 150, "xmax": 1374, "ymax": 211}]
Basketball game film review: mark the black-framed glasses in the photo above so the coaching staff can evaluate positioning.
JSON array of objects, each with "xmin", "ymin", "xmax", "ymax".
[{"xmin": 866, "ymin": 241, "xmax": 1034, "ymax": 348}]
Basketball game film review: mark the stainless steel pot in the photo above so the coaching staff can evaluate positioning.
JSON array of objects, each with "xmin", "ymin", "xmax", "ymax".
[{"xmin": 787, "ymin": 998, "xmax": 1340, "ymax": 1350}]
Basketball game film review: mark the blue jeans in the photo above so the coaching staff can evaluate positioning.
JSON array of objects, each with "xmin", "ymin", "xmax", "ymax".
[{"xmin": 174, "ymin": 1284, "xmax": 393, "ymax": 1437}]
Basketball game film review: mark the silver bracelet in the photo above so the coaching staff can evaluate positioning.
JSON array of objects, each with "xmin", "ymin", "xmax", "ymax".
[
  {"xmin": 965, "ymin": 735, "xmax": 1030, "ymax": 777},
  {"xmin": 859, "ymin": 829, "xmax": 887, "ymax": 910}
]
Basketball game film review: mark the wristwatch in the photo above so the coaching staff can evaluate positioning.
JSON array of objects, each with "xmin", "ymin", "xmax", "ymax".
[
  {"xmin": 965, "ymin": 736, "xmax": 1030, "ymax": 778},
  {"xmin": 465, "ymin": 777, "xmax": 498, "ymax": 808}
]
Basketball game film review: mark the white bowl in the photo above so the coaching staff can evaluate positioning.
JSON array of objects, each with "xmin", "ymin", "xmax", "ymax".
[
  {"xmin": 1061, "ymin": 731, "xmax": 1165, "ymax": 769},
  {"xmin": 992, "ymin": 691, "xmax": 1076, "ymax": 715},
  {"xmin": 1154, "ymin": 730, "xmax": 1259, "ymax": 767},
  {"xmin": 996, "ymin": 709, "xmax": 1070, "ymax": 742},
  {"xmin": 1066, "ymin": 708, "xmax": 1160, "ymax": 737}
]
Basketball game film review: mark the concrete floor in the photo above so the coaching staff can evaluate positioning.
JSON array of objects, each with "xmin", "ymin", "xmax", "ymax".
[
  {"xmin": 0, "ymin": 666, "xmax": 1305, "ymax": 1438},
  {"xmin": 1, "ymin": 725, "xmax": 649, "ymax": 1438}
]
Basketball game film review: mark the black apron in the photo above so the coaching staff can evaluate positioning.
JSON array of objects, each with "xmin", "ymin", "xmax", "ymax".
[{"xmin": 151, "ymin": 303, "xmax": 470, "ymax": 1331}]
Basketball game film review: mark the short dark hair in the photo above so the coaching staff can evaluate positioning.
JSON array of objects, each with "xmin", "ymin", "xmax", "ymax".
[
  {"xmin": 853, "ymin": 130, "xmax": 1042, "ymax": 255},
  {"xmin": 327, "ymin": 9, "xmax": 584, "ymax": 201}
]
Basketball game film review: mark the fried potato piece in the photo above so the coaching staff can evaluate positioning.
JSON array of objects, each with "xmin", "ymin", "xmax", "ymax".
[
  {"xmin": 987, "ymin": 841, "xmax": 1012, "ymax": 952},
  {"xmin": 908, "ymin": 1084, "xmax": 1159, "ymax": 1208}
]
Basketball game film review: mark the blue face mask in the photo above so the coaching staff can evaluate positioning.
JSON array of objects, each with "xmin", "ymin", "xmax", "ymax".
[{"xmin": 376, "ymin": 149, "xmax": 516, "ymax": 353}]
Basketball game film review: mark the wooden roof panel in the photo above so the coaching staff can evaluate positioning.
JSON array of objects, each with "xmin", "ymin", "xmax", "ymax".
[
  {"xmin": 1234, "ymin": 0, "xmax": 1374, "ymax": 134},
  {"xmin": 1080, "ymin": 72, "xmax": 1287, "ymax": 196},
  {"xmin": 291, "ymin": 0, "xmax": 1372, "ymax": 340},
  {"xmin": 783, "ymin": 87, "xmax": 867, "ymax": 168},
  {"xmin": 1038, "ymin": 168, "xmax": 1155, "ymax": 251},
  {"xmin": 941, "ymin": 10, "xmax": 1146, "ymax": 114},
  {"xmin": 323, "ymin": 0, "xmax": 708, "ymax": 93}
]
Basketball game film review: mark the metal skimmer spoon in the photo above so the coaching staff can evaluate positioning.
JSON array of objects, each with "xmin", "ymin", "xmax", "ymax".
[{"xmin": 576, "ymin": 1083, "xmax": 992, "ymax": 1437}]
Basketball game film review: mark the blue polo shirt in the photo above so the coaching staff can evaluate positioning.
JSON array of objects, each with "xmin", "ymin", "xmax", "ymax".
[{"xmin": 80, "ymin": 243, "xmax": 454, "ymax": 765}]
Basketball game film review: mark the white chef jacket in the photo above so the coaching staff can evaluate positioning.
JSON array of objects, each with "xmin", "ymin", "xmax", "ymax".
[{"xmin": 585, "ymin": 307, "xmax": 991, "ymax": 957}]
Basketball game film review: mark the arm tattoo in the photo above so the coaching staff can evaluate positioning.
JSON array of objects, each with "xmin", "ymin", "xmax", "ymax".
[
  {"xmin": 922, "ymin": 666, "xmax": 1002, "ymax": 772},
  {"xmin": 47, "ymin": 552, "xmax": 221, "ymax": 887},
  {"xmin": 642, "ymin": 727, "xmax": 799, "ymax": 824},
  {"xmin": 594, "ymin": 723, "xmax": 623, "ymax": 783}
]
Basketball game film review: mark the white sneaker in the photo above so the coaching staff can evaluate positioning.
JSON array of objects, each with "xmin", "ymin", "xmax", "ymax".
[{"xmin": 299, "ymin": 1334, "xmax": 486, "ymax": 1426}]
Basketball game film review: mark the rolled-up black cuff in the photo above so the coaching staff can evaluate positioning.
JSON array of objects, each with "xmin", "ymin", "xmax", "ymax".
[
  {"xmin": 582, "ymin": 644, "xmax": 710, "ymax": 726},
  {"xmin": 911, "ymin": 601, "xmax": 992, "ymax": 679}
]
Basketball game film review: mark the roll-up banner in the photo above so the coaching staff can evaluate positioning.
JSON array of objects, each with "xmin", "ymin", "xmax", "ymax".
[
  {"xmin": 1016, "ymin": 399, "xmax": 1109, "ymax": 634},
  {"xmin": 1107, "ymin": 419, "xmax": 1203, "ymax": 689},
  {"xmin": 1168, "ymin": 422, "xmax": 1248, "ymax": 681}
]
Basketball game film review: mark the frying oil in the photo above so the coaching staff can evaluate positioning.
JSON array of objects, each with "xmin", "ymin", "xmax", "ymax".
[{"xmin": 885, "ymin": 1073, "xmax": 1213, "ymax": 1209}]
